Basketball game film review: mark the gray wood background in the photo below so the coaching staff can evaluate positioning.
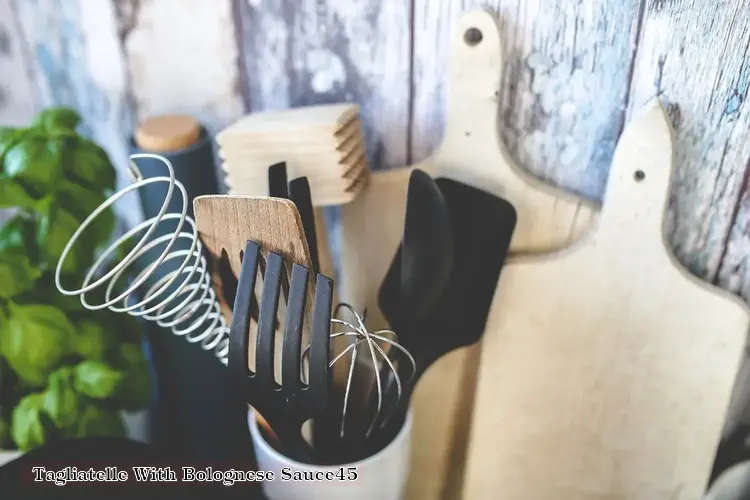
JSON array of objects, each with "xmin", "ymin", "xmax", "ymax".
[{"xmin": 3, "ymin": 0, "xmax": 750, "ymax": 438}]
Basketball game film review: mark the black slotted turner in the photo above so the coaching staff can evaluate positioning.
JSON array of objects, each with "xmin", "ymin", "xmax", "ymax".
[{"xmin": 229, "ymin": 240, "xmax": 333, "ymax": 463}]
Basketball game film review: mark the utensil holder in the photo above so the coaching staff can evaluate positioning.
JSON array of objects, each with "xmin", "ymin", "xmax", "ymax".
[{"xmin": 248, "ymin": 407, "xmax": 413, "ymax": 500}]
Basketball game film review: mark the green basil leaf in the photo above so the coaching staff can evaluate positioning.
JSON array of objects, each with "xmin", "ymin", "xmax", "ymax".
[
  {"xmin": 70, "ymin": 319, "xmax": 114, "ymax": 360},
  {"xmin": 35, "ymin": 197, "xmax": 87, "ymax": 273},
  {"xmin": 3, "ymin": 135, "xmax": 64, "ymax": 195},
  {"xmin": 15, "ymin": 272, "xmax": 83, "ymax": 313},
  {"xmin": 10, "ymin": 392, "xmax": 55, "ymax": 450},
  {"xmin": 0, "ymin": 252, "xmax": 40, "ymax": 299},
  {"xmin": 0, "ymin": 178, "xmax": 37, "ymax": 209},
  {"xmin": 3, "ymin": 303, "xmax": 73, "ymax": 386},
  {"xmin": 0, "ymin": 215, "xmax": 37, "ymax": 258},
  {"xmin": 0, "ymin": 127, "xmax": 26, "ymax": 164},
  {"xmin": 74, "ymin": 360, "xmax": 123, "ymax": 399},
  {"xmin": 64, "ymin": 137, "xmax": 116, "ymax": 192},
  {"xmin": 112, "ymin": 342, "xmax": 151, "ymax": 411},
  {"xmin": 0, "ymin": 306, "xmax": 7, "ymax": 357},
  {"xmin": 75, "ymin": 403, "xmax": 125, "ymax": 438},
  {"xmin": 42, "ymin": 366, "xmax": 83, "ymax": 431},
  {"xmin": 31, "ymin": 108, "xmax": 81, "ymax": 135}
]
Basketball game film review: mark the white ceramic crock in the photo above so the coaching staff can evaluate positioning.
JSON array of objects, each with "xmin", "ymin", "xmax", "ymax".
[{"xmin": 248, "ymin": 408, "xmax": 413, "ymax": 500}]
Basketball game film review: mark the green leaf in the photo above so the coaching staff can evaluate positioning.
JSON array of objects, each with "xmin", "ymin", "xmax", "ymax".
[
  {"xmin": 2, "ymin": 303, "xmax": 72, "ymax": 386},
  {"xmin": 70, "ymin": 319, "xmax": 114, "ymax": 360},
  {"xmin": 74, "ymin": 403, "xmax": 125, "ymax": 438},
  {"xmin": 56, "ymin": 178, "xmax": 115, "ymax": 249},
  {"xmin": 112, "ymin": 343, "xmax": 151, "ymax": 411},
  {"xmin": 0, "ymin": 252, "xmax": 41, "ymax": 299},
  {"xmin": 14, "ymin": 272, "xmax": 83, "ymax": 313},
  {"xmin": 11, "ymin": 392, "xmax": 55, "ymax": 450},
  {"xmin": 42, "ymin": 366, "xmax": 83, "ymax": 432},
  {"xmin": 0, "ymin": 127, "xmax": 26, "ymax": 164},
  {"xmin": 64, "ymin": 137, "xmax": 116, "ymax": 192},
  {"xmin": 31, "ymin": 108, "xmax": 81, "ymax": 135},
  {"xmin": 74, "ymin": 360, "xmax": 123, "ymax": 399},
  {"xmin": 0, "ymin": 178, "xmax": 37, "ymax": 209},
  {"xmin": 35, "ymin": 197, "xmax": 86, "ymax": 273},
  {"xmin": 3, "ymin": 135, "xmax": 64, "ymax": 195},
  {"xmin": 0, "ymin": 215, "xmax": 37, "ymax": 258}
]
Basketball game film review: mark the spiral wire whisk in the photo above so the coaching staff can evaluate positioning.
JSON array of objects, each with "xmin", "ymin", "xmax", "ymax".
[
  {"xmin": 303, "ymin": 303, "xmax": 416, "ymax": 439},
  {"xmin": 55, "ymin": 153, "xmax": 232, "ymax": 365}
]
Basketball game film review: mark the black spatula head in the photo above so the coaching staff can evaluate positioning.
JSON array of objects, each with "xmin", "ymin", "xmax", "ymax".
[
  {"xmin": 373, "ymin": 177, "xmax": 517, "ymax": 449},
  {"xmin": 380, "ymin": 169, "xmax": 454, "ymax": 328},
  {"xmin": 268, "ymin": 162, "xmax": 289, "ymax": 198},
  {"xmin": 289, "ymin": 177, "xmax": 320, "ymax": 273}
]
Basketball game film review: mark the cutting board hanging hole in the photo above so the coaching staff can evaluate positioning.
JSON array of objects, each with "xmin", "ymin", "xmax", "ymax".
[
  {"xmin": 634, "ymin": 170, "xmax": 646, "ymax": 182},
  {"xmin": 464, "ymin": 27, "xmax": 483, "ymax": 45}
]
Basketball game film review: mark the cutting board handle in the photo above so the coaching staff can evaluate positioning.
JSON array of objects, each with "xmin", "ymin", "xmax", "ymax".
[
  {"xmin": 444, "ymin": 10, "xmax": 504, "ymax": 143},
  {"xmin": 597, "ymin": 98, "xmax": 675, "ymax": 244}
]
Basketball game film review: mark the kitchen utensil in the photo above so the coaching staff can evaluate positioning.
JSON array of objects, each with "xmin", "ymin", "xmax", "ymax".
[
  {"xmin": 267, "ymin": 161, "xmax": 289, "ymax": 198},
  {"xmin": 267, "ymin": 161, "xmax": 320, "ymax": 273},
  {"xmin": 336, "ymin": 9, "xmax": 598, "ymax": 498},
  {"xmin": 379, "ymin": 169, "xmax": 454, "ymax": 326},
  {"xmin": 289, "ymin": 177, "xmax": 320, "ymax": 273},
  {"xmin": 310, "ymin": 302, "xmax": 416, "ymax": 465},
  {"xmin": 373, "ymin": 176, "xmax": 516, "ymax": 450},
  {"xmin": 192, "ymin": 195, "xmax": 314, "ymax": 324},
  {"xmin": 55, "ymin": 154, "xmax": 232, "ymax": 365},
  {"xmin": 217, "ymin": 103, "xmax": 369, "ymax": 206},
  {"xmin": 229, "ymin": 239, "xmax": 333, "ymax": 463},
  {"xmin": 249, "ymin": 406, "xmax": 414, "ymax": 500},
  {"xmin": 463, "ymin": 99, "xmax": 750, "ymax": 499}
]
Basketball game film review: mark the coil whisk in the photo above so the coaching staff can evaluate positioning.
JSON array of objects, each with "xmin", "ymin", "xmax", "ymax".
[{"xmin": 55, "ymin": 153, "xmax": 232, "ymax": 365}]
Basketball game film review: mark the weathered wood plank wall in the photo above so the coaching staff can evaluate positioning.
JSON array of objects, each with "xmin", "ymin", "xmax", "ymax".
[{"xmin": 3, "ymin": 0, "xmax": 750, "ymax": 438}]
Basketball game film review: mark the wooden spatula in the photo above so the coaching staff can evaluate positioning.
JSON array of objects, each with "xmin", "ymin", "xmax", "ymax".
[
  {"xmin": 194, "ymin": 195, "xmax": 316, "ymax": 450},
  {"xmin": 193, "ymin": 195, "xmax": 314, "ymax": 320}
]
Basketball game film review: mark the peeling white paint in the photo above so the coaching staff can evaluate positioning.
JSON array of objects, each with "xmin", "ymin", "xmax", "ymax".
[
  {"xmin": 124, "ymin": 0, "xmax": 244, "ymax": 134},
  {"xmin": 0, "ymin": 0, "xmax": 36, "ymax": 126},
  {"xmin": 306, "ymin": 48, "xmax": 346, "ymax": 93}
]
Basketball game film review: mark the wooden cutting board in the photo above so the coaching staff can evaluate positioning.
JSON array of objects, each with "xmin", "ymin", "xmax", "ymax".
[
  {"xmin": 337, "ymin": 9, "xmax": 598, "ymax": 500},
  {"xmin": 462, "ymin": 99, "xmax": 750, "ymax": 499}
]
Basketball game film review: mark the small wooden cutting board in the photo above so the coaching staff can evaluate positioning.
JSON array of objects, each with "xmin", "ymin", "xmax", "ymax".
[
  {"xmin": 462, "ymin": 99, "xmax": 750, "ymax": 499},
  {"xmin": 338, "ymin": 9, "xmax": 597, "ymax": 499}
]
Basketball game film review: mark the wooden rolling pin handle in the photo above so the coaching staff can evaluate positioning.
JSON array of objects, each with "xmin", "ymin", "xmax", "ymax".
[{"xmin": 134, "ymin": 114, "xmax": 202, "ymax": 153}]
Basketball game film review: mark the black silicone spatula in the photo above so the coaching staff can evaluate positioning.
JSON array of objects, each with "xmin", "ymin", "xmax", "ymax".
[
  {"xmin": 268, "ymin": 162, "xmax": 320, "ymax": 273},
  {"xmin": 372, "ymin": 175, "xmax": 517, "ymax": 451},
  {"xmin": 380, "ymin": 169, "xmax": 454, "ymax": 328}
]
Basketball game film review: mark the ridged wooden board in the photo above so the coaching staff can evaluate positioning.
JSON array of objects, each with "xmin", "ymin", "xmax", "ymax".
[
  {"xmin": 337, "ymin": 10, "xmax": 597, "ymax": 500},
  {"xmin": 463, "ymin": 99, "xmax": 750, "ymax": 500}
]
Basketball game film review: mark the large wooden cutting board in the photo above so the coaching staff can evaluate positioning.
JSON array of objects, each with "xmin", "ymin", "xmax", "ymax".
[
  {"xmin": 337, "ymin": 9, "xmax": 598, "ymax": 500},
  {"xmin": 462, "ymin": 99, "xmax": 750, "ymax": 499}
]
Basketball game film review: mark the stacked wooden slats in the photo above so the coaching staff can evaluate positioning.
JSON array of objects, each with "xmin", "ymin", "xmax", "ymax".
[{"xmin": 216, "ymin": 103, "xmax": 369, "ymax": 205}]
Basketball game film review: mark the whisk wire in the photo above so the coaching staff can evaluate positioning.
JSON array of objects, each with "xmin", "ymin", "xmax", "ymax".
[{"xmin": 54, "ymin": 153, "xmax": 233, "ymax": 365}]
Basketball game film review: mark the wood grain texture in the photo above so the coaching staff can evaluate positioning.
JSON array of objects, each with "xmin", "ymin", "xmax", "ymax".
[
  {"xmin": 464, "ymin": 99, "xmax": 750, "ymax": 500},
  {"xmin": 233, "ymin": 0, "xmax": 411, "ymax": 172},
  {"xmin": 410, "ymin": 0, "xmax": 644, "ymax": 200},
  {"xmin": 233, "ymin": 0, "xmax": 413, "ymax": 278},
  {"xmin": 116, "ymin": 0, "xmax": 245, "ymax": 139},
  {"xmin": 13, "ymin": 0, "xmax": 140, "ymax": 227},
  {"xmin": 0, "ymin": 0, "xmax": 36, "ymax": 126},
  {"xmin": 623, "ymin": 0, "xmax": 750, "ymax": 435}
]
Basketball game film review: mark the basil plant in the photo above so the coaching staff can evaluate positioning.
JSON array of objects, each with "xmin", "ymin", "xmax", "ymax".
[{"xmin": 0, "ymin": 108, "xmax": 151, "ymax": 451}]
